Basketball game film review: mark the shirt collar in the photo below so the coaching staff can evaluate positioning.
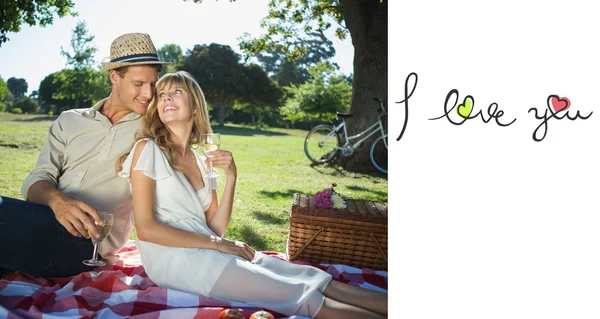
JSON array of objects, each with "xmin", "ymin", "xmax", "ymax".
[{"xmin": 82, "ymin": 98, "xmax": 142, "ymax": 122}]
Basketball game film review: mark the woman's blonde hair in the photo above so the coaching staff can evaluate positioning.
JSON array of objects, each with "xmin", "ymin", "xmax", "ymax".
[{"xmin": 116, "ymin": 70, "xmax": 212, "ymax": 173}]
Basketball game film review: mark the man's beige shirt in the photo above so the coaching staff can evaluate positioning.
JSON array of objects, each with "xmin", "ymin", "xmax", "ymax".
[{"xmin": 22, "ymin": 98, "xmax": 141, "ymax": 262}]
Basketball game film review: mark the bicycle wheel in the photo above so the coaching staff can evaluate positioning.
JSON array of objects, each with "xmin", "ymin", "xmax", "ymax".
[
  {"xmin": 304, "ymin": 125, "xmax": 341, "ymax": 164},
  {"xmin": 370, "ymin": 134, "xmax": 388, "ymax": 174}
]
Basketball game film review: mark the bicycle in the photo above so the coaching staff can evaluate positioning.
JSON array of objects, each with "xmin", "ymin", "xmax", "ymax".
[{"xmin": 304, "ymin": 98, "xmax": 388, "ymax": 174}]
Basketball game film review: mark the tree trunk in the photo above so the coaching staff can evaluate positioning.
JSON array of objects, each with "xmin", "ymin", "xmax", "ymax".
[
  {"xmin": 339, "ymin": 0, "xmax": 387, "ymax": 173},
  {"xmin": 218, "ymin": 104, "xmax": 225, "ymax": 127}
]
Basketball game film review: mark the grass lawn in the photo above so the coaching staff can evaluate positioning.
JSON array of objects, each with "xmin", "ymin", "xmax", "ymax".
[{"xmin": 0, "ymin": 112, "xmax": 388, "ymax": 255}]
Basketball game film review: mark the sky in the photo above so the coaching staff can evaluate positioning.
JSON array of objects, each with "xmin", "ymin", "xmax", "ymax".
[{"xmin": 0, "ymin": 0, "xmax": 355, "ymax": 95}]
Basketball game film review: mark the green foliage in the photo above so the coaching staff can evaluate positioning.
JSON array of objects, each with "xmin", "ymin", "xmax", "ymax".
[
  {"xmin": 38, "ymin": 69, "xmax": 108, "ymax": 114},
  {"xmin": 183, "ymin": 43, "xmax": 242, "ymax": 106},
  {"xmin": 29, "ymin": 90, "xmax": 39, "ymax": 100},
  {"xmin": 0, "ymin": 0, "xmax": 77, "ymax": 45},
  {"xmin": 238, "ymin": 64, "xmax": 283, "ymax": 107},
  {"xmin": 279, "ymin": 100, "xmax": 306, "ymax": 126},
  {"xmin": 11, "ymin": 107, "xmax": 23, "ymax": 114},
  {"xmin": 13, "ymin": 96, "xmax": 38, "ymax": 113},
  {"xmin": 0, "ymin": 103, "xmax": 7, "ymax": 112},
  {"xmin": 158, "ymin": 44, "xmax": 184, "ymax": 77},
  {"xmin": 38, "ymin": 72, "xmax": 65, "ymax": 113},
  {"xmin": 281, "ymin": 62, "xmax": 351, "ymax": 123},
  {"xmin": 183, "ymin": 43, "xmax": 244, "ymax": 126},
  {"xmin": 60, "ymin": 21, "xmax": 97, "ymax": 70},
  {"xmin": 7, "ymin": 77, "xmax": 28, "ymax": 97},
  {"xmin": 50, "ymin": 20, "xmax": 106, "ymax": 111},
  {"xmin": 237, "ymin": 0, "xmax": 345, "ymax": 62},
  {"xmin": 2, "ymin": 90, "xmax": 14, "ymax": 104},
  {"xmin": 0, "ymin": 76, "xmax": 7, "ymax": 100},
  {"xmin": 234, "ymin": 64, "xmax": 284, "ymax": 126},
  {"xmin": 254, "ymin": 32, "xmax": 338, "ymax": 86},
  {"xmin": 53, "ymin": 69, "xmax": 108, "ymax": 112}
]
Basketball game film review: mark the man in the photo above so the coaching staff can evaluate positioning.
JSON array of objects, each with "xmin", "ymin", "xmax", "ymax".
[{"xmin": 0, "ymin": 33, "xmax": 168, "ymax": 277}]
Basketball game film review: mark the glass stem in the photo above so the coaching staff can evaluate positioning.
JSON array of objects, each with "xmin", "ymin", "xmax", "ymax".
[
  {"xmin": 210, "ymin": 161, "xmax": 214, "ymax": 174},
  {"xmin": 91, "ymin": 243, "xmax": 98, "ymax": 260}
]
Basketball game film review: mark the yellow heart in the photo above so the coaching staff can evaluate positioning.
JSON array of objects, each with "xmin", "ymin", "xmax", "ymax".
[{"xmin": 457, "ymin": 96, "xmax": 474, "ymax": 118}]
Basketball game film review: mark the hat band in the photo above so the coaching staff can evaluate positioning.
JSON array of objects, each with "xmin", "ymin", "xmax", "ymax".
[{"xmin": 110, "ymin": 53, "xmax": 160, "ymax": 63}]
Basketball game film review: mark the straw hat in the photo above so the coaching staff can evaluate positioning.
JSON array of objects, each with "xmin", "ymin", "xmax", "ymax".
[{"xmin": 101, "ymin": 33, "xmax": 169, "ymax": 70}]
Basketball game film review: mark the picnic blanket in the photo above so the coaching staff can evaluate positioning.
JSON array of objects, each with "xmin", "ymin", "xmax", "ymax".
[{"xmin": 0, "ymin": 241, "xmax": 388, "ymax": 319}]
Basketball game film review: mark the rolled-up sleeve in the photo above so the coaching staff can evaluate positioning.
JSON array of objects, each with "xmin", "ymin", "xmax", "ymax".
[{"xmin": 21, "ymin": 119, "xmax": 66, "ymax": 200}]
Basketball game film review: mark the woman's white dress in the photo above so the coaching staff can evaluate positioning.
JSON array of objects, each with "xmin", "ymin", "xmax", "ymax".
[{"xmin": 118, "ymin": 139, "xmax": 332, "ymax": 317}]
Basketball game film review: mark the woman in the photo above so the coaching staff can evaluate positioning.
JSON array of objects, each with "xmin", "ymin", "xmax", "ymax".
[{"xmin": 117, "ymin": 71, "xmax": 387, "ymax": 319}]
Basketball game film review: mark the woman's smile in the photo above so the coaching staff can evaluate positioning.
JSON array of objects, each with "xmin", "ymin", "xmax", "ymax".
[{"xmin": 163, "ymin": 104, "xmax": 179, "ymax": 112}]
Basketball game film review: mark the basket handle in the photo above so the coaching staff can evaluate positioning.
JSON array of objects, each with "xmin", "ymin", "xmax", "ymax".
[
  {"xmin": 370, "ymin": 233, "xmax": 388, "ymax": 263},
  {"xmin": 289, "ymin": 227, "xmax": 324, "ymax": 261}
]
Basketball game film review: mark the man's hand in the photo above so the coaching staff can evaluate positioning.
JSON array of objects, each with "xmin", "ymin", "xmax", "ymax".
[
  {"xmin": 213, "ymin": 236, "xmax": 255, "ymax": 261},
  {"xmin": 27, "ymin": 181, "xmax": 102, "ymax": 239},
  {"xmin": 49, "ymin": 195, "xmax": 102, "ymax": 239}
]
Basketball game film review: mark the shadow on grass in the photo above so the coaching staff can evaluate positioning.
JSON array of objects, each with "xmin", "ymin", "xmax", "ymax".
[
  {"xmin": 252, "ymin": 211, "xmax": 288, "ymax": 225},
  {"xmin": 346, "ymin": 185, "xmax": 388, "ymax": 198},
  {"xmin": 308, "ymin": 162, "xmax": 386, "ymax": 179},
  {"xmin": 15, "ymin": 116, "xmax": 58, "ymax": 122},
  {"xmin": 238, "ymin": 224, "xmax": 269, "ymax": 251},
  {"xmin": 212, "ymin": 125, "xmax": 290, "ymax": 137},
  {"xmin": 259, "ymin": 189, "xmax": 304, "ymax": 200},
  {"xmin": 0, "ymin": 143, "xmax": 38, "ymax": 150}
]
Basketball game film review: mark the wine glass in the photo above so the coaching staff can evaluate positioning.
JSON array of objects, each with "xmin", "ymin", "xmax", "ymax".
[
  {"xmin": 201, "ymin": 133, "xmax": 221, "ymax": 178},
  {"xmin": 82, "ymin": 211, "xmax": 114, "ymax": 267}
]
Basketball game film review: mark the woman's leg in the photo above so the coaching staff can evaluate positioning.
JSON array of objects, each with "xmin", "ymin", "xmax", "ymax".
[
  {"xmin": 322, "ymin": 280, "xmax": 388, "ymax": 315},
  {"xmin": 314, "ymin": 297, "xmax": 386, "ymax": 319}
]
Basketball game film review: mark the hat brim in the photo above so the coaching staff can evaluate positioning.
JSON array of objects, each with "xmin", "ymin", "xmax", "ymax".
[{"xmin": 102, "ymin": 60, "xmax": 170, "ymax": 71}]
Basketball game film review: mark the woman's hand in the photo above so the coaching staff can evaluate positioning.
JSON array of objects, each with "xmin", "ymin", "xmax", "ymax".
[
  {"xmin": 212, "ymin": 236, "xmax": 255, "ymax": 261},
  {"xmin": 206, "ymin": 150, "xmax": 237, "ymax": 178}
]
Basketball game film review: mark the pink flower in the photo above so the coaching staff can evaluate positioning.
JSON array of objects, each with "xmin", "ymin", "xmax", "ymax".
[{"xmin": 312, "ymin": 184, "xmax": 344, "ymax": 209}]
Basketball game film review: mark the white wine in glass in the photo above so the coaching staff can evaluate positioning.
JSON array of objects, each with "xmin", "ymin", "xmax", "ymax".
[
  {"xmin": 201, "ymin": 133, "xmax": 221, "ymax": 178},
  {"xmin": 82, "ymin": 211, "xmax": 114, "ymax": 267}
]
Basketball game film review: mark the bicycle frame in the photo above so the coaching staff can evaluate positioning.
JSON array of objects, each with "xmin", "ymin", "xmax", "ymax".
[{"xmin": 333, "ymin": 112, "xmax": 387, "ymax": 153}]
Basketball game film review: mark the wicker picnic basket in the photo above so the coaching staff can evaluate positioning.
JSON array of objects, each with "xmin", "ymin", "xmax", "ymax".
[{"xmin": 287, "ymin": 193, "xmax": 388, "ymax": 270}]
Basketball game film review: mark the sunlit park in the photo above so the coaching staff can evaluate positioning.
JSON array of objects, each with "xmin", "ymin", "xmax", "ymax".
[{"xmin": 0, "ymin": 1, "xmax": 388, "ymax": 318}]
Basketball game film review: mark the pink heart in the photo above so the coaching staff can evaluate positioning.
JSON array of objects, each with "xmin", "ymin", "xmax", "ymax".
[{"xmin": 551, "ymin": 95, "xmax": 570, "ymax": 113}]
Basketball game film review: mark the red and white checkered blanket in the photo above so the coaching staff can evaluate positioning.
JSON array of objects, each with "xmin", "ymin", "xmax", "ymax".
[{"xmin": 0, "ymin": 242, "xmax": 388, "ymax": 319}]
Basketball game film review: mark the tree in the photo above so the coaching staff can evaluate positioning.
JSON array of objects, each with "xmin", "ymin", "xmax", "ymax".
[
  {"xmin": 279, "ymin": 100, "xmax": 307, "ymax": 128},
  {"xmin": 56, "ymin": 20, "xmax": 103, "ymax": 110},
  {"xmin": 7, "ymin": 77, "xmax": 28, "ymax": 97},
  {"xmin": 13, "ymin": 96, "xmax": 38, "ymax": 113},
  {"xmin": 182, "ymin": 43, "xmax": 244, "ymax": 126},
  {"xmin": 235, "ymin": 63, "xmax": 284, "ymax": 126},
  {"xmin": 29, "ymin": 90, "xmax": 39, "ymax": 101},
  {"xmin": 0, "ymin": 76, "xmax": 8, "ymax": 112},
  {"xmin": 0, "ymin": 76, "xmax": 7, "ymax": 100},
  {"xmin": 255, "ymin": 32, "xmax": 337, "ymax": 87},
  {"xmin": 1, "ymin": 0, "xmax": 76, "ymax": 45},
  {"xmin": 158, "ymin": 44, "xmax": 184, "ymax": 77},
  {"xmin": 191, "ymin": 0, "xmax": 387, "ymax": 173},
  {"xmin": 61, "ymin": 20, "xmax": 97, "ymax": 70},
  {"xmin": 282, "ymin": 62, "xmax": 351, "ymax": 123}
]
